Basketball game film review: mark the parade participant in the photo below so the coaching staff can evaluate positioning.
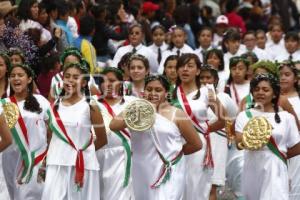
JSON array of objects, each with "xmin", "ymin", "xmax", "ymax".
[
  {"xmin": 195, "ymin": 27, "xmax": 214, "ymax": 63},
  {"xmin": 1, "ymin": 64, "xmax": 50, "ymax": 199},
  {"xmin": 171, "ymin": 53, "xmax": 224, "ymax": 200},
  {"xmin": 94, "ymin": 67, "xmax": 136, "ymax": 200},
  {"xmin": 148, "ymin": 25, "xmax": 168, "ymax": 65},
  {"xmin": 123, "ymin": 54, "xmax": 150, "ymax": 97},
  {"xmin": 42, "ymin": 62, "xmax": 107, "ymax": 200},
  {"xmin": 235, "ymin": 73, "xmax": 300, "ymax": 200},
  {"xmin": 278, "ymin": 62, "xmax": 300, "ymax": 200},
  {"xmin": 0, "ymin": 53, "xmax": 11, "ymax": 98},
  {"xmin": 110, "ymin": 74, "xmax": 202, "ymax": 200},
  {"xmin": 162, "ymin": 55, "xmax": 178, "ymax": 91},
  {"xmin": 8, "ymin": 48, "xmax": 26, "ymax": 66},
  {"xmin": 199, "ymin": 65, "xmax": 238, "ymax": 200}
]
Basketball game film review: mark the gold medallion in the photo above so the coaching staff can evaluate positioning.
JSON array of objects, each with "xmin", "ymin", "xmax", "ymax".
[
  {"xmin": 238, "ymin": 116, "xmax": 272, "ymax": 150},
  {"xmin": 2, "ymin": 102, "xmax": 19, "ymax": 129},
  {"xmin": 123, "ymin": 99, "xmax": 155, "ymax": 132}
]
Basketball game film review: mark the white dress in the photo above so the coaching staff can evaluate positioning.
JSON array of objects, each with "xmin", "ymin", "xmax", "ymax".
[
  {"xmin": 1, "ymin": 95, "xmax": 50, "ymax": 200},
  {"xmin": 287, "ymin": 96, "xmax": 300, "ymax": 200},
  {"xmin": 175, "ymin": 87, "xmax": 213, "ymax": 200},
  {"xmin": 131, "ymin": 113, "xmax": 185, "ymax": 200},
  {"xmin": 42, "ymin": 98, "xmax": 100, "ymax": 200},
  {"xmin": 94, "ymin": 96, "xmax": 136, "ymax": 200},
  {"xmin": 235, "ymin": 109, "xmax": 300, "ymax": 200},
  {"xmin": 0, "ymin": 105, "xmax": 9, "ymax": 200}
]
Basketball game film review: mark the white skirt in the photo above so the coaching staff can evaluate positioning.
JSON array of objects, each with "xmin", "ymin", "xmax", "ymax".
[
  {"xmin": 42, "ymin": 165, "xmax": 100, "ymax": 200},
  {"xmin": 184, "ymin": 134, "xmax": 213, "ymax": 200},
  {"xmin": 210, "ymin": 132, "xmax": 228, "ymax": 186},
  {"xmin": 289, "ymin": 155, "xmax": 300, "ymax": 200},
  {"xmin": 0, "ymin": 153, "xmax": 10, "ymax": 199}
]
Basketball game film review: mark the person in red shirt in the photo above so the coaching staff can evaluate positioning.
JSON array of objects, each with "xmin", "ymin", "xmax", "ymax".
[{"xmin": 225, "ymin": 0, "xmax": 246, "ymax": 34}]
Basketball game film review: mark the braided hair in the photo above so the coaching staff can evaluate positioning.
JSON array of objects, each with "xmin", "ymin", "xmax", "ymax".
[
  {"xmin": 173, "ymin": 53, "xmax": 202, "ymax": 100},
  {"xmin": 9, "ymin": 64, "xmax": 42, "ymax": 113},
  {"xmin": 54, "ymin": 62, "xmax": 91, "ymax": 111},
  {"xmin": 250, "ymin": 73, "xmax": 281, "ymax": 123}
]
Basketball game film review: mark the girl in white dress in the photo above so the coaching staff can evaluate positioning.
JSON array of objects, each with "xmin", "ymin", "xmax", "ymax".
[
  {"xmin": 110, "ymin": 75, "xmax": 202, "ymax": 200},
  {"xmin": 171, "ymin": 53, "xmax": 225, "ymax": 200},
  {"xmin": 1, "ymin": 64, "xmax": 50, "ymax": 200},
  {"xmin": 235, "ymin": 73, "xmax": 300, "ymax": 200},
  {"xmin": 94, "ymin": 67, "xmax": 135, "ymax": 200},
  {"xmin": 279, "ymin": 62, "xmax": 300, "ymax": 200},
  {"xmin": 123, "ymin": 54, "xmax": 150, "ymax": 97},
  {"xmin": 42, "ymin": 62, "xmax": 107, "ymax": 200},
  {"xmin": 200, "ymin": 65, "xmax": 239, "ymax": 200}
]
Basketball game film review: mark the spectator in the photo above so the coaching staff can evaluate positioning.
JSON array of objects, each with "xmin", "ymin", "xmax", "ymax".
[
  {"xmin": 225, "ymin": 0, "xmax": 247, "ymax": 34},
  {"xmin": 275, "ymin": 31, "xmax": 300, "ymax": 62}
]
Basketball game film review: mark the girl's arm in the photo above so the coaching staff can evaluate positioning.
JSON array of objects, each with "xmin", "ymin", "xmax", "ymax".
[
  {"xmin": 90, "ymin": 104, "xmax": 107, "ymax": 150},
  {"xmin": 0, "ymin": 114, "xmax": 12, "ymax": 152},
  {"xmin": 109, "ymin": 112, "xmax": 127, "ymax": 131},
  {"xmin": 287, "ymin": 142, "xmax": 300, "ymax": 158},
  {"xmin": 175, "ymin": 109, "xmax": 202, "ymax": 155}
]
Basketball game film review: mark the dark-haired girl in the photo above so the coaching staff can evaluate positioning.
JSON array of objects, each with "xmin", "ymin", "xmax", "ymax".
[
  {"xmin": 110, "ymin": 74, "xmax": 201, "ymax": 199},
  {"xmin": 224, "ymin": 56, "xmax": 250, "ymax": 108},
  {"xmin": 1, "ymin": 64, "xmax": 50, "ymax": 199},
  {"xmin": 235, "ymin": 74, "xmax": 300, "ymax": 200},
  {"xmin": 163, "ymin": 55, "xmax": 178, "ymax": 86},
  {"xmin": 42, "ymin": 62, "xmax": 107, "ymax": 200},
  {"xmin": 279, "ymin": 62, "xmax": 300, "ymax": 200},
  {"xmin": 195, "ymin": 27, "xmax": 214, "ymax": 63},
  {"xmin": 148, "ymin": 25, "xmax": 168, "ymax": 65},
  {"xmin": 205, "ymin": 48, "xmax": 227, "ymax": 92},
  {"xmin": 93, "ymin": 67, "xmax": 136, "ymax": 200},
  {"xmin": 171, "ymin": 53, "xmax": 224, "ymax": 200},
  {"xmin": 0, "ymin": 53, "xmax": 11, "ymax": 98},
  {"xmin": 8, "ymin": 48, "xmax": 26, "ymax": 66}
]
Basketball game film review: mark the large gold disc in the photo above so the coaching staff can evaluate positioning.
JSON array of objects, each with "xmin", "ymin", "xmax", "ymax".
[
  {"xmin": 241, "ymin": 116, "xmax": 272, "ymax": 150},
  {"xmin": 123, "ymin": 99, "xmax": 155, "ymax": 132},
  {"xmin": 2, "ymin": 102, "xmax": 19, "ymax": 129}
]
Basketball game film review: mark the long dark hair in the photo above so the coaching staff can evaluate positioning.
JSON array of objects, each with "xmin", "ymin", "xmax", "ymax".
[
  {"xmin": 250, "ymin": 73, "xmax": 281, "ymax": 123},
  {"xmin": 173, "ymin": 53, "xmax": 202, "ymax": 100},
  {"xmin": 17, "ymin": 0, "xmax": 38, "ymax": 21},
  {"xmin": 279, "ymin": 61, "xmax": 300, "ymax": 98},
  {"xmin": 0, "ymin": 53, "xmax": 11, "ymax": 98},
  {"xmin": 54, "ymin": 62, "xmax": 91, "ymax": 111},
  {"xmin": 9, "ymin": 64, "xmax": 42, "ymax": 113}
]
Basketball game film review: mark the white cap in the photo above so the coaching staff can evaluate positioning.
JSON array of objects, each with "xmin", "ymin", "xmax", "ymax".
[{"xmin": 216, "ymin": 15, "xmax": 228, "ymax": 25}]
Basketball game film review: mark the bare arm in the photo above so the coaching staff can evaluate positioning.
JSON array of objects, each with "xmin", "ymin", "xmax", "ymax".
[
  {"xmin": 90, "ymin": 104, "xmax": 107, "ymax": 150},
  {"xmin": 287, "ymin": 142, "xmax": 300, "ymax": 158},
  {"xmin": 235, "ymin": 131, "xmax": 243, "ymax": 150},
  {"xmin": 176, "ymin": 109, "xmax": 202, "ymax": 155},
  {"xmin": 0, "ymin": 114, "xmax": 12, "ymax": 152}
]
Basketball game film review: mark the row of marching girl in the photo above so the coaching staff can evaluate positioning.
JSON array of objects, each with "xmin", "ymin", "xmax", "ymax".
[{"xmin": 42, "ymin": 62, "xmax": 107, "ymax": 200}]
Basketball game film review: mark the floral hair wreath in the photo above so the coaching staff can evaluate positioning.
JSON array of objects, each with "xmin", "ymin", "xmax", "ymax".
[{"xmin": 9, "ymin": 63, "xmax": 35, "ymax": 78}]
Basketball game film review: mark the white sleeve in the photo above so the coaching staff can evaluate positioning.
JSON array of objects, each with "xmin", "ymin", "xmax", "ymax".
[
  {"xmin": 200, "ymin": 87, "xmax": 209, "ymax": 106},
  {"xmin": 285, "ymin": 113, "xmax": 300, "ymax": 148},
  {"xmin": 235, "ymin": 112, "xmax": 247, "ymax": 134}
]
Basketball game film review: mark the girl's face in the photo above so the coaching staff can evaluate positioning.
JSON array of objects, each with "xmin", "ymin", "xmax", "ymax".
[
  {"xmin": 9, "ymin": 67, "xmax": 32, "ymax": 94},
  {"xmin": 256, "ymin": 32, "xmax": 266, "ymax": 49},
  {"xmin": 63, "ymin": 67, "xmax": 86, "ymax": 96},
  {"xmin": 200, "ymin": 71, "xmax": 215, "ymax": 85},
  {"xmin": 225, "ymin": 40, "xmax": 240, "ymax": 54},
  {"xmin": 129, "ymin": 26, "xmax": 143, "ymax": 47},
  {"xmin": 38, "ymin": 8, "xmax": 48, "ymax": 25},
  {"xmin": 177, "ymin": 58, "xmax": 200, "ymax": 84},
  {"xmin": 152, "ymin": 28, "xmax": 165, "ymax": 46},
  {"xmin": 64, "ymin": 55, "xmax": 80, "ymax": 65},
  {"xmin": 10, "ymin": 54, "xmax": 23, "ymax": 65},
  {"xmin": 285, "ymin": 39, "xmax": 299, "ymax": 54},
  {"xmin": 252, "ymin": 80, "xmax": 274, "ymax": 108},
  {"xmin": 207, "ymin": 53, "xmax": 221, "ymax": 70},
  {"xmin": 129, "ymin": 59, "xmax": 148, "ymax": 82},
  {"xmin": 164, "ymin": 59, "xmax": 177, "ymax": 83},
  {"xmin": 270, "ymin": 26, "xmax": 283, "ymax": 43},
  {"xmin": 144, "ymin": 80, "xmax": 167, "ymax": 105},
  {"xmin": 198, "ymin": 29, "xmax": 212, "ymax": 48},
  {"xmin": 230, "ymin": 61, "xmax": 247, "ymax": 84},
  {"xmin": 280, "ymin": 66, "xmax": 297, "ymax": 92},
  {"xmin": 101, "ymin": 72, "xmax": 121, "ymax": 99},
  {"xmin": 0, "ymin": 57, "xmax": 7, "ymax": 80},
  {"xmin": 172, "ymin": 29, "xmax": 186, "ymax": 49},
  {"xmin": 30, "ymin": 3, "xmax": 39, "ymax": 20}
]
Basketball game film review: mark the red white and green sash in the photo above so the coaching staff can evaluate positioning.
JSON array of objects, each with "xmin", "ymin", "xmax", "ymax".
[
  {"xmin": 47, "ymin": 105, "xmax": 93, "ymax": 188},
  {"xmin": 149, "ymin": 127, "xmax": 183, "ymax": 189},
  {"xmin": 100, "ymin": 99, "xmax": 132, "ymax": 187},
  {"xmin": 245, "ymin": 109, "xmax": 287, "ymax": 165},
  {"xmin": 0, "ymin": 97, "xmax": 47, "ymax": 184},
  {"xmin": 52, "ymin": 72, "xmax": 63, "ymax": 97},
  {"xmin": 172, "ymin": 86, "xmax": 214, "ymax": 168}
]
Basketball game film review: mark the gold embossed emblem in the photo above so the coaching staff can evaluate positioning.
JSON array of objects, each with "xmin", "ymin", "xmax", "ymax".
[
  {"xmin": 238, "ymin": 116, "xmax": 272, "ymax": 150},
  {"xmin": 123, "ymin": 99, "xmax": 155, "ymax": 131},
  {"xmin": 3, "ymin": 102, "xmax": 19, "ymax": 129}
]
